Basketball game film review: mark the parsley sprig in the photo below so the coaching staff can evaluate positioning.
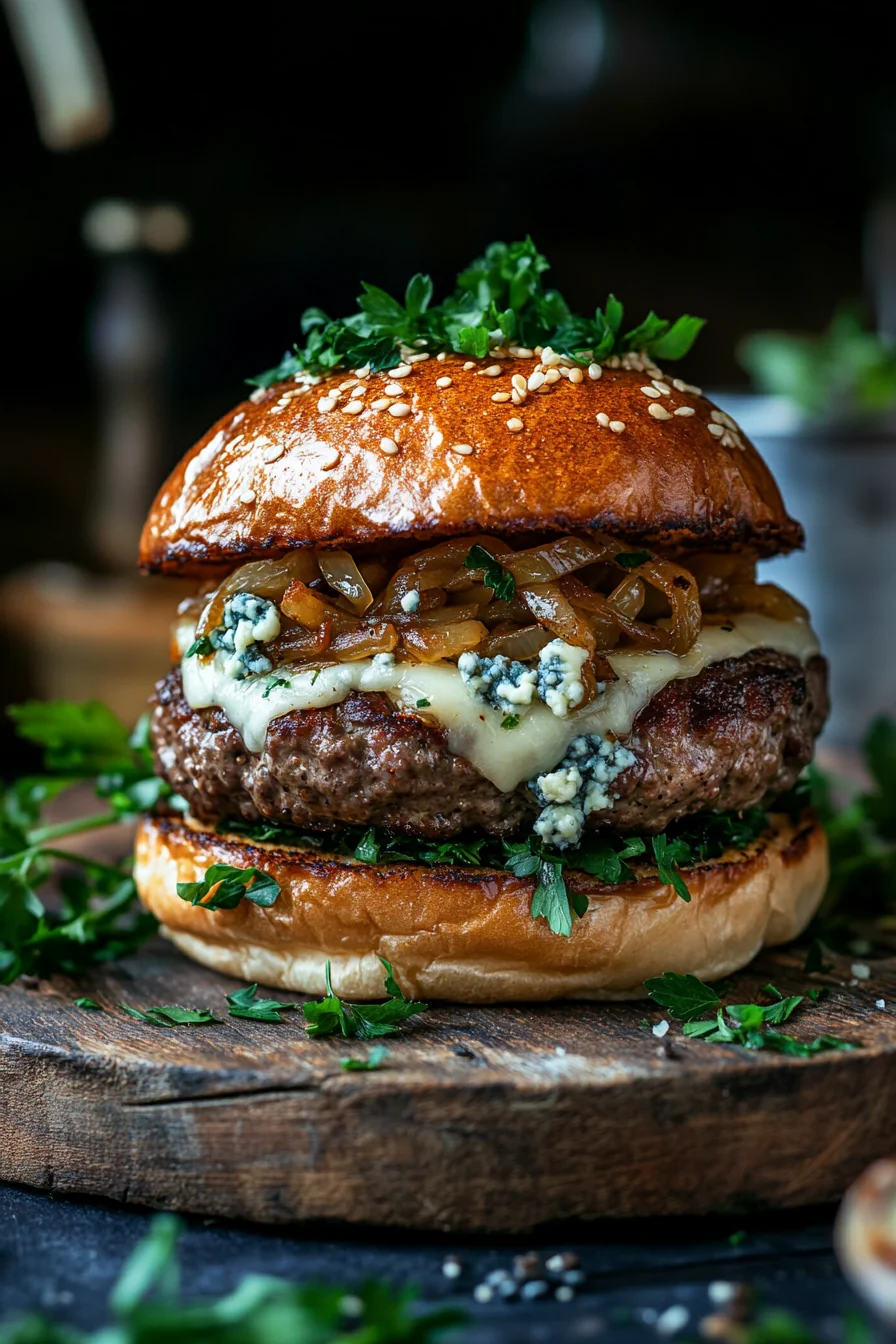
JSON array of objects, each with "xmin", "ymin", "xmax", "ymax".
[
  {"xmin": 644, "ymin": 972, "xmax": 858, "ymax": 1057},
  {"xmin": 247, "ymin": 238, "xmax": 704, "ymax": 386},
  {"xmin": 176, "ymin": 863, "xmax": 280, "ymax": 911},
  {"xmin": 303, "ymin": 957, "xmax": 428, "ymax": 1039},
  {"xmin": 1, "ymin": 701, "xmax": 183, "ymax": 985},
  {"xmin": 0, "ymin": 1214, "xmax": 467, "ymax": 1343},
  {"xmin": 463, "ymin": 544, "xmax": 515, "ymax": 602}
]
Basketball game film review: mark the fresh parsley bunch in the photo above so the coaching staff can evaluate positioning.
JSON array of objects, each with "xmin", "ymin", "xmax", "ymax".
[
  {"xmin": 0, "ymin": 701, "xmax": 179, "ymax": 984},
  {"xmin": 248, "ymin": 238, "xmax": 705, "ymax": 386},
  {"xmin": 0, "ymin": 1214, "xmax": 466, "ymax": 1343}
]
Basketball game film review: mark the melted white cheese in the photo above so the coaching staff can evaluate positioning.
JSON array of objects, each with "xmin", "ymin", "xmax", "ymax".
[{"xmin": 180, "ymin": 614, "xmax": 820, "ymax": 794}]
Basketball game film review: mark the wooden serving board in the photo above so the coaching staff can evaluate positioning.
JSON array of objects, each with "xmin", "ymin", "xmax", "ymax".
[{"xmin": 2, "ymin": 939, "xmax": 895, "ymax": 1232}]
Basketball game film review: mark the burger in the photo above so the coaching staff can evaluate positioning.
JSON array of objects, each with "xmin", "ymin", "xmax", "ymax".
[{"xmin": 134, "ymin": 240, "xmax": 829, "ymax": 1002}]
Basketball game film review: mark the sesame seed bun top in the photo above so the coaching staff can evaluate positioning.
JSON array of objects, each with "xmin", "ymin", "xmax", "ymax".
[{"xmin": 139, "ymin": 351, "xmax": 802, "ymax": 575}]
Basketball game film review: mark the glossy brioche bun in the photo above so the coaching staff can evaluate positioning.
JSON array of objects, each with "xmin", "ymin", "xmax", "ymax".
[
  {"xmin": 134, "ymin": 810, "xmax": 827, "ymax": 1002},
  {"xmin": 139, "ymin": 357, "xmax": 802, "ymax": 576}
]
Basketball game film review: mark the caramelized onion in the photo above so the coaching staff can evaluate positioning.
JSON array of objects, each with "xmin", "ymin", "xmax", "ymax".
[
  {"xmin": 481, "ymin": 624, "xmax": 553, "ymax": 661},
  {"xmin": 522, "ymin": 584, "xmax": 596, "ymax": 653},
  {"xmin": 317, "ymin": 549, "xmax": 374, "ymax": 613},
  {"xmin": 402, "ymin": 621, "xmax": 489, "ymax": 662},
  {"xmin": 640, "ymin": 559, "xmax": 701, "ymax": 655},
  {"xmin": 281, "ymin": 581, "xmax": 362, "ymax": 635},
  {"xmin": 507, "ymin": 536, "xmax": 613, "ymax": 587},
  {"xmin": 272, "ymin": 620, "xmax": 333, "ymax": 663},
  {"xmin": 329, "ymin": 623, "xmax": 399, "ymax": 660},
  {"xmin": 197, "ymin": 552, "xmax": 318, "ymax": 636}
]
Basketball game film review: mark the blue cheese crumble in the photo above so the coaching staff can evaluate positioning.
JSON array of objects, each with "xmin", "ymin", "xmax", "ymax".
[
  {"xmin": 530, "ymin": 734, "xmax": 637, "ymax": 849},
  {"xmin": 400, "ymin": 590, "xmax": 420, "ymax": 613},
  {"xmin": 457, "ymin": 651, "xmax": 539, "ymax": 717},
  {"xmin": 458, "ymin": 639, "xmax": 591, "ymax": 720},
  {"xmin": 536, "ymin": 639, "xmax": 589, "ymax": 717},
  {"xmin": 210, "ymin": 592, "xmax": 281, "ymax": 680}
]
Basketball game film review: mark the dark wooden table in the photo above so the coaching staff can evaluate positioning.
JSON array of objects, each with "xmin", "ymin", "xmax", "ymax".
[{"xmin": 0, "ymin": 1181, "xmax": 884, "ymax": 1342}]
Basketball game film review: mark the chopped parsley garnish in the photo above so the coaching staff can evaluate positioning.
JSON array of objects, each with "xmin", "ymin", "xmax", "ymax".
[
  {"xmin": 651, "ymin": 833, "xmax": 692, "ymax": 903},
  {"xmin": 176, "ymin": 863, "xmax": 280, "ymax": 911},
  {"xmin": 262, "ymin": 676, "xmax": 290, "ymax": 699},
  {"xmin": 0, "ymin": 1213, "xmax": 467, "ymax": 1341},
  {"xmin": 1, "ymin": 701, "xmax": 181, "ymax": 985},
  {"xmin": 225, "ymin": 983, "xmax": 299, "ymax": 1022},
  {"xmin": 185, "ymin": 635, "xmax": 215, "ymax": 658},
  {"xmin": 463, "ymin": 543, "xmax": 516, "ymax": 601},
  {"xmin": 416, "ymin": 698, "xmax": 431, "ymax": 708},
  {"xmin": 615, "ymin": 549, "xmax": 652, "ymax": 569},
  {"xmin": 644, "ymin": 972, "xmax": 859, "ymax": 1056},
  {"xmin": 501, "ymin": 714, "xmax": 521, "ymax": 731},
  {"xmin": 74, "ymin": 997, "xmax": 102, "ymax": 1011},
  {"xmin": 341, "ymin": 1044, "xmax": 390, "ymax": 1071},
  {"xmin": 247, "ymin": 237, "xmax": 705, "ymax": 385},
  {"xmin": 120, "ymin": 1003, "xmax": 218, "ymax": 1027},
  {"xmin": 303, "ymin": 957, "xmax": 428, "ymax": 1040}
]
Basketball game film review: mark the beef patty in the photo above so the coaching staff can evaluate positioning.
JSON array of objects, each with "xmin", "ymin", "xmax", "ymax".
[{"xmin": 150, "ymin": 651, "xmax": 828, "ymax": 840}]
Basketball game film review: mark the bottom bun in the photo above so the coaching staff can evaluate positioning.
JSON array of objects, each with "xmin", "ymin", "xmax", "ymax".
[{"xmin": 133, "ymin": 811, "xmax": 828, "ymax": 1002}]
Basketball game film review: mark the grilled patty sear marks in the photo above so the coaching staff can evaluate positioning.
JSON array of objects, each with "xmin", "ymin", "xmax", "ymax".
[{"xmin": 150, "ymin": 651, "xmax": 828, "ymax": 840}]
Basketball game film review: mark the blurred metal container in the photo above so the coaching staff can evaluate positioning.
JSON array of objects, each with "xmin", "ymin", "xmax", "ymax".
[{"xmin": 717, "ymin": 392, "xmax": 896, "ymax": 747}]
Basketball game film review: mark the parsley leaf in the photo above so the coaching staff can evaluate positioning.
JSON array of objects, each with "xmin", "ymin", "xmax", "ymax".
[
  {"xmin": 615, "ymin": 549, "xmax": 651, "ymax": 569},
  {"xmin": 120, "ymin": 1004, "xmax": 218, "ymax": 1027},
  {"xmin": 416, "ymin": 698, "xmax": 431, "ymax": 708},
  {"xmin": 226, "ymin": 983, "xmax": 299, "ymax": 1022},
  {"xmin": 501, "ymin": 714, "xmax": 520, "ymax": 731},
  {"xmin": 643, "ymin": 972, "xmax": 722, "ymax": 1021},
  {"xmin": 463, "ymin": 544, "xmax": 515, "ymax": 601},
  {"xmin": 651, "ymin": 833, "xmax": 692, "ymax": 902},
  {"xmin": 303, "ymin": 957, "xmax": 427, "ymax": 1040},
  {"xmin": 176, "ymin": 863, "xmax": 280, "ymax": 911},
  {"xmin": 185, "ymin": 635, "xmax": 215, "ymax": 659},
  {"xmin": 341, "ymin": 1044, "xmax": 390, "ymax": 1071},
  {"xmin": 247, "ymin": 238, "xmax": 705, "ymax": 383},
  {"xmin": 262, "ymin": 676, "xmax": 290, "ymax": 699},
  {"xmin": 74, "ymin": 997, "xmax": 102, "ymax": 1010}
]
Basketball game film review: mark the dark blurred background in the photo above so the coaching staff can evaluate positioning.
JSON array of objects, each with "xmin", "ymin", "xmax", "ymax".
[{"xmin": 2, "ymin": 0, "xmax": 896, "ymax": 763}]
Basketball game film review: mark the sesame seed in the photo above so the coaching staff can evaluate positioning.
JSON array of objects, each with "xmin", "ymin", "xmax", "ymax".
[
  {"xmin": 436, "ymin": 376, "xmax": 453, "ymax": 388},
  {"xmin": 249, "ymin": 387, "xmax": 266, "ymax": 404},
  {"xmin": 319, "ymin": 446, "xmax": 340, "ymax": 469},
  {"xmin": 337, "ymin": 379, "xmax": 356, "ymax": 392},
  {"xmin": 389, "ymin": 402, "xmax": 411, "ymax": 418},
  {"xmin": 384, "ymin": 383, "xmax": 404, "ymax": 397},
  {"xmin": 379, "ymin": 437, "xmax": 399, "ymax": 455},
  {"xmin": 506, "ymin": 418, "xmax": 524, "ymax": 432},
  {"xmin": 674, "ymin": 406, "xmax": 696, "ymax": 416},
  {"xmin": 544, "ymin": 368, "xmax": 561, "ymax": 384},
  {"xmin": 606, "ymin": 355, "xmax": 620, "ymax": 368},
  {"xmin": 463, "ymin": 361, "xmax": 475, "ymax": 370},
  {"xmin": 510, "ymin": 346, "xmax": 534, "ymax": 358},
  {"xmin": 343, "ymin": 400, "xmax": 364, "ymax": 415},
  {"xmin": 481, "ymin": 364, "xmax": 502, "ymax": 377},
  {"xmin": 370, "ymin": 397, "xmax": 392, "ymax": 411},
  {"xmin": 596, "ymin": 412, "xmax": 610, "ymax": 427},
  {"xmin": 389, "ymin": 364, "xmax": 412, "ymax": 378},
  {"xmin": 511, "ymin": 389, "xmax": 523, "ymax": 404},
  {"xmin": 649, "ymin": 404, "xmax": 672, "ymax": 421},
  {"xmin": 541, "ymin": 346, "xmax": 561, "ymax": 367},
  {"xmin": 527, "ymin": 371, "xmax": 546, "ymax": 391},
  {"xmin": 609, "ymin": 420, "xmax": 625, "ymax": 433},
  {"xmin": 353, "ymin": 363, "xmax": 371, "ymax": 378},
  {"xmin": 436, "ymin": 351, "xmax": 447, "ymax": 361},
  {"xmin": 449, "ymin": 442, "xmax": 473, "ymax": 455},
  {"xmin": 239, "ymin": 488, "xmax": 256, "ymax": 504},
  {"xmin": 431, "ymin": 430, "xmax": 444, "ymax": 449},
  {"xmin": 587, "ymin": 363, "xmax": 602, "ymax": 380},
  {"xmin": 641, "ymin": 386, "xmax": 662, "ymax": 398},
  {"xmin": 708, "ymin": 423, "xmax": 724, "ymax": 437},
  {"xmin": 512, "ymin": 374, "xmax": 528, "ymax": 396},
  {"xmin": 262, "ymin": 444, "xmax": 284, "ymax": 462},
  {"xmin": 568, "ymin": 367, "xmax": 584, "ymax": 384},
  {"xmin": 653, "ymin": 380, "xmax": 671, "ymax": 395},
  {"xmin": 652, "ymin": 1019, "xmax": 670, "ymax": 1038},
  {"xmin": 491, "ymin": 392, "xmax": 511, "ymax": 402},
  {"xmin": 406, "ymin": 352, "xmax": 429, "ymax": 363}
]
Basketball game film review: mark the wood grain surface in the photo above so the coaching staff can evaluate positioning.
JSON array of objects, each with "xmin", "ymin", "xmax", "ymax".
[{"xmin": 1, "ymin": 938, "xmax": 895, "ymax": 1231}]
